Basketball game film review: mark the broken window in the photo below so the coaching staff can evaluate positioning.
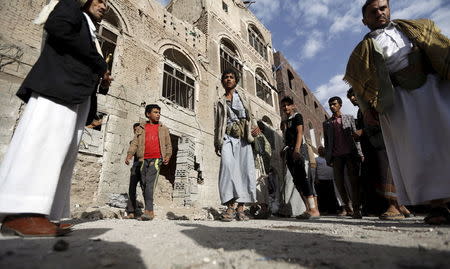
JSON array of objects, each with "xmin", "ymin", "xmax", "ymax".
[
  {"xmin": 220, "ymin": 39, "xmax": 243, "ymax": 87},
  {"xmin": 248, "ymin": 25, "xmax": 267, "ymax": 60},
  {"xmin": 162, "ymin": 49, "xmax": 196, "ymax": 110},
  {"xmin": 95, "ymin": 7, "xmax": 121, "ymax": 70},
  {"xmin": 303, "ymin": 87, "xmax": 308, "ymax": 105},
  {"xmin": 287, "ymin": 69, "xmax": 294, "ymax": 89},
  {"xmin": 255, "ymin": 69, "xmax": 273, "ymax": 106},
  {"xmin": 222, "ymin": 1, "xmax": 228, "ymax": 13}
]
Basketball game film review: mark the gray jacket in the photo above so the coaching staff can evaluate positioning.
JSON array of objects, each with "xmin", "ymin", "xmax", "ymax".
[{"xmin": 214, "ymin": 89, "xmax": 257, "ymax": 151}]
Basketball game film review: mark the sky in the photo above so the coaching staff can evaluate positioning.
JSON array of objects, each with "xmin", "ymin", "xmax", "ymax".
[{"xmin": 156, "ymin": 0, "xmax": 450, "ymax": 116}]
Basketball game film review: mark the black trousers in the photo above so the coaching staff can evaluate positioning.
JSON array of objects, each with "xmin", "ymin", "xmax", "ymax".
[
  {"xmin": 316, "ymin": 180, "xmax": 340, "ymax": 213},
  {"xmin": 126, "ymin": 161, "xmax": 143, "ymax": 213},
  {"xmin": 286, "ymin": 150, "xmax": 315, "ymax": 197},
  {"xmin": 332, "ymin": 154, "xmax": 361, "ymax": 210}
]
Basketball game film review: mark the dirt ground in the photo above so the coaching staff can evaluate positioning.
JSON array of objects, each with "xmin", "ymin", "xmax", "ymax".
[{"xmin": 1, "ymin": 214, "xmax": 449, "ymax": 269}]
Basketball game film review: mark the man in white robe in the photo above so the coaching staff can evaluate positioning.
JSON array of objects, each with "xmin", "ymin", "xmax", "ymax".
[
  {"xmin": 344, "ymin": 0, "xmax": 450, "ymax": 225},
  {"xmin": 0, "ymin": 0, "xmax": 112, "ymax": 236}
]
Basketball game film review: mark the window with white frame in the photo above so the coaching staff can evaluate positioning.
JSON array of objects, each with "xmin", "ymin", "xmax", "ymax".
[
  {"xmin": 220, "ymin": 39, "xmax": 243, "ymax": 87},
  {"xmin": 248, "ymin": 25, "xmax": 267, "ymax": 60},
  {"xmin": 255, "ymin": 69, "xmax": 273, "ymax": 106},
  {"xmin": 162, "ymin": 49, "xmax": 196, "ymax": 110}
]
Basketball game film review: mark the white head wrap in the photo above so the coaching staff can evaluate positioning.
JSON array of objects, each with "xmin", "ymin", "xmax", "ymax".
[{"xmin": 34, "ymin": 0, "xmax": 89, "ymax": 25}]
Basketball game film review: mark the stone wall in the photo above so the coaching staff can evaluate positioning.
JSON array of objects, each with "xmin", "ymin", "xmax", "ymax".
[{"xmin": 274, "ymin": 52, "xmax": 329, "ymax": 147}]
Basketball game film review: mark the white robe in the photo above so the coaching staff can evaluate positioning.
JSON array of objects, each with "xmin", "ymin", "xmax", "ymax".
[
  {"xmin": 373, "ymin": 26, "xmax": 450, "ymax": 205},
  {"xmin": 0, "ymin": 93, "xmax": 90, "ymax": 220}
]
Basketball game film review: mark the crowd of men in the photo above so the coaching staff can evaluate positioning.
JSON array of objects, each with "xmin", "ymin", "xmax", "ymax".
[
  {"xmin": 211, "ymin": 0, "xmax": 450, "ymax": 225},
  {"xmin": 0, "ymin": 0, "xmax": 449, "ymax": 237}
]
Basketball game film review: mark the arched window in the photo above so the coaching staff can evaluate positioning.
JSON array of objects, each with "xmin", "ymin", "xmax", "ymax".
[
  {"xmin": 162, "ymin": 49, "xmax": 196, "ymax": 110},
  {"xmin": 255, "ymin": 69, "xmax": 273, "ymax": 106},
  {"xmin": 220, "ymin": 39, "xmax": 243, "ymax": 87},
  {"xmin": 96, "ymin": 8, "xmax": 121, "ymax": 70},
  {"xmin": 248, "ymin": 24, "xmax": 267, "ymax": 60}
]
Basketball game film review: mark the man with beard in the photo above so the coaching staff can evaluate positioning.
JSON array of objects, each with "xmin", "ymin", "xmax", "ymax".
[
  {"xmin": 344, "ymin": 0, "xmax": 450, "ymax": 224},
  {"xmin": 323, "ymin": 97, "xmax": 364, "ymax": 218}
]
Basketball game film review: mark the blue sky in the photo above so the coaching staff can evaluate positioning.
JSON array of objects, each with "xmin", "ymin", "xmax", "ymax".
[{"xmin": 157, "ymin": 0, "xmax": 450, "ymax": 115}]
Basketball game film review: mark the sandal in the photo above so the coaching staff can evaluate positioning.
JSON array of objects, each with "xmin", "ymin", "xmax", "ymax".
[
  {"xmin": 221, "ymin": 208, "xmax": 235, "ymax": 222},
  {"xmin": 295, "ymin": 212, "xmax": 320, "ymax": 220},
  {"xmin": 379, "ymin": 211, "xmax": 405, "ymax": 220},
  {"xmin": 424, "ymin": 207, "xmax": 450, "ymax": 225},
  {"xmin": 123, "ymin": 213, "xmax": 135, "ymax": 219},
  {"xmin": 399, "ymin": 206, "xmax": 413, "ymax": 218},
  {"xmin": 236, "ymin": 211, "xmax": 249, "ymax": 221}
]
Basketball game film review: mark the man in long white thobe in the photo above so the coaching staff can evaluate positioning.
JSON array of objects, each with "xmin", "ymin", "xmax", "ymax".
[
  {"xmin": 0, "ymin": 0, "xmax": 112, "ymax": 236},
  {"xmin": 344, "ymin": 0, "xmax": 450, "ymax": 225}
]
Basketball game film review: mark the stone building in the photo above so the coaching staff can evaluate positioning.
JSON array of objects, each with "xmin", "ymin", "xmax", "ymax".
[
  {"xmin": 274, "ymin": 51, "xmax": 329, "ymax": 149},
  {"xmin": 0, "ymin": 0, "xmax": 280, "ymax": 212}
]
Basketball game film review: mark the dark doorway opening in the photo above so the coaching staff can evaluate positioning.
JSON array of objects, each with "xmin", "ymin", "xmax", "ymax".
[{"xmin": 159, "ymin": 134, "xmax": 179, "ymax": 185}]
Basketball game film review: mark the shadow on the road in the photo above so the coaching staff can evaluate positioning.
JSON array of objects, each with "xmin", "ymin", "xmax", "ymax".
[
  {"xmin": 0, "ymin": 228, "xmax": 145, "ymax": 269},
  {"xmin": 178, "ymin": 223, "xmax": 448, "ymax": 268},
  {"xmin": 266, "ymin": 216, "xmax": 442, "ymax": 228}
]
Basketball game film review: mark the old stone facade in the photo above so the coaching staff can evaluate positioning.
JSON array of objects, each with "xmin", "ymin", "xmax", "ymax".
[
  {"xmin": 274, "ymin": 52, "xmax": 329, "ymax": 148},
  {"xmin": 0, "ymin": 0, "xmax": 281, "ymax": 212}
]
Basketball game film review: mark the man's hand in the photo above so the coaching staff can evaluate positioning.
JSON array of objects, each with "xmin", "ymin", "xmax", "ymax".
[
  {"xmin": 292, "ymin": 149, "xmax": 301, "ymax": 160},
  {"xmin": 251, "ymin": 127, "xmax": 261, "ymax": 137},
  {"xmin": 101, "ymin": 71, "xmax": 114, "ymax": 89},
  {"xmin": 125, "ymin": 155, "xmax": 132, "ymax": 165},
  {"xmin": 215, "ymin": 148, "xmax": 222, "ymax": 157},
  {"xmin": 163, "ymin": 157, "xmax": 170, "ymax": 165},
  {"xmin": 353, "ymin": 129, "xmax": 363, "ymax": 138}
]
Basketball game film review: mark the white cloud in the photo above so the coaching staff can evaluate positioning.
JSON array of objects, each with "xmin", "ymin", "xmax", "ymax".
[
  {"xmin": 392, "ymin": 0, "xmax": 443, "ymax": 19},
  {"xmin": 249, "ymin": 0, "xmax": 280, "ymax": 23},
  {"xmin": 314, "ymin": 74, "xmax": 358, "ymax": 116},
  {"xmin": 285, "ymin": 0, "xmax": 329, "ymax": 27},
  {"xmin": 329, "ymin": 10, "xmax": 363, "ymax": 35},
  {"xmin": 301, "ymin": 31, "xmax": 324, "ymax": 59},
  {"xmin": 282, "ymin": 36, "xmax": 296, "ymax": 47},
  {"xmin": 431, "ymin": 7, "xmax": 450, "ymax": 37}
]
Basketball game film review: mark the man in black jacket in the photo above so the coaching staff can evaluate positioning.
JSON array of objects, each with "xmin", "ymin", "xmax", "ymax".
[
  {"xmin": 0, "ymin": 0, "xmax": 112, "ymax": 237},
  {"xmin": 323, "ymin": 97, "xmax": 364, "ymax": 219}
]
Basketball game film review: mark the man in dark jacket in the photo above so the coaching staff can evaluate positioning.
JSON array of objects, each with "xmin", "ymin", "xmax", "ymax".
[
  {"xmin": 0, "ymin": 0, "xmax": 112, "ymax": 237},
  {"xmin": 323, "ymin": 96, "xmax": 364, "ymax": 218}
]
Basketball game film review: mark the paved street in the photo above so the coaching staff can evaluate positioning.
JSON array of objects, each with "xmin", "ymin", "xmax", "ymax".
[{"xmin": 1, "ymin": 216, "xmax": 449, "ymax": 269}]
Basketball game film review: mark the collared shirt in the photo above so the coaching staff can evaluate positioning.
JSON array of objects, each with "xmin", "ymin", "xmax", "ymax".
[
  {"xmin": 331, "ymin": 115, "xmax": 351, "ymax": 157},
  {"xmin": 83, "ymin": 12, "xmax": 104, "ymax": 57},
  {"xmin": 82, "ymin": 12, "xmax": 97, "ymax": 41},
  {"xmin": 370, "ymin": 22, "xmax": 413, "ymax": 73}
]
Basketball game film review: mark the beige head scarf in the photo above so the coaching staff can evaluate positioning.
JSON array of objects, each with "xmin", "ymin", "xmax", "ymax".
[{"xmin": 34, "ymin": 0, "xmax": 89, "ymax": 25}]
